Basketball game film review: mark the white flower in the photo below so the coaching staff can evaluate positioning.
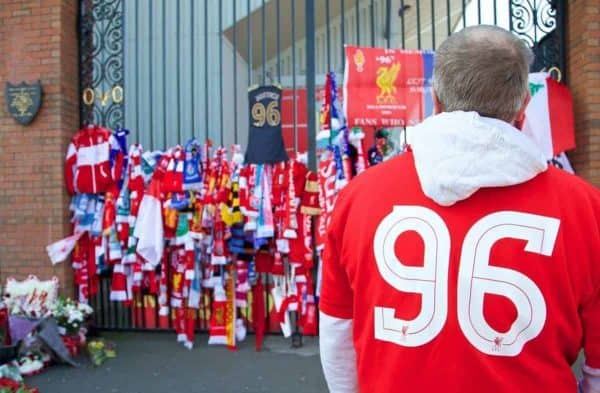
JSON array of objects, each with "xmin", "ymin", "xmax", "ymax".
[
  {"xmin": 77, "ymin": 303, "xmax": 93, "ymax": 316},
  {"xmin": 68, "ymin": 309, "xmax": 84, "ymax": 324}
]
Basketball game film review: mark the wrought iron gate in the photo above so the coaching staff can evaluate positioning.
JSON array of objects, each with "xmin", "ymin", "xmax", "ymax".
[
  {"xmin": 79, "ymin": 0, "xmax": 125, "ymax": 131},
  {"xmin": 77, "ymin": 0, "xmax": 567, "ymax": 331}
]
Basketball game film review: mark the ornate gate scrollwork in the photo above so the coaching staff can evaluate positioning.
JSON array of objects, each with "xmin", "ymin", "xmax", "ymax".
[
  {"xmin": 79, "ymin": 0, "xmax": 125, "ymax": 129},
  {"xmin": 510, "ymin": 0, "xmax": 566, "ymax": 80}
]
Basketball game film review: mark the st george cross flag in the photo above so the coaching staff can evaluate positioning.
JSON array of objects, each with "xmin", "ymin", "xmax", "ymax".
[
  {"xmin": 523, "ymin": 72, "xmax": 576, "ymax": 159},
  {"xmin": 46, "ymin": 231, "xmax": 85, "ymax": 265}
]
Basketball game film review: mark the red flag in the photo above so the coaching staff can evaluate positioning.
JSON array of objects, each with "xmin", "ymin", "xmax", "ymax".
[
  {"xmin": 523, "ymin": 72, "xmax": 576, "ymax": 158},
  {"xmin": 343, "ymin": 46, "xmax": 430, "ymax": 128},
  {"xmin": 547, "ymin": 77, "xmax": 576, "ymax": 155}
]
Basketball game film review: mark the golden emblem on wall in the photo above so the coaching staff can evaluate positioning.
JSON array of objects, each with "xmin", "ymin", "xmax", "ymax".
[
  {"xmin": 5, "ymin": 81, "xmax": 42, "ymax": 125},
  {"xmin": 11, "ymin": 90, "xmax": 33, "ymax": 116},
  {"xmin": 376, "ymin": 63, "xmax": 401, "ymax": 104}
]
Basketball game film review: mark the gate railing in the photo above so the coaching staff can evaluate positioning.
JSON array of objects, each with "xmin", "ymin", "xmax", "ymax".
[{"xmin": 78, "ymin": 0, "xmax": 566, "ymax": 332}]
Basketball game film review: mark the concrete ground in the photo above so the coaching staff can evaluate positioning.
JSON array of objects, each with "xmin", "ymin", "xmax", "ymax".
[
  {"xmin": 26, "ymin": 332, "xmax": 584, "ymax": 393},
  {"xmin": 28, "ymin": 332, "xmax": 328, "ymax": 393}
]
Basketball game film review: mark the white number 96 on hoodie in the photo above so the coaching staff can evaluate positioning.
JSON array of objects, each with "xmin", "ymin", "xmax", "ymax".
[{"xmin": 319, "ymin": 111, "xmax": 600, "ymax": 393}]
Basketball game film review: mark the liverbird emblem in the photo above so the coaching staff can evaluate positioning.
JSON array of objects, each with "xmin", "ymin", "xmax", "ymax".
[
  {"xmin": 11, "ymin": 89, "xmax": 33, "ymax": 116},
  {"xmin": 376, "ymin": 63, "xmax": 401, "ymax": 104},
  {"xmin": 493, "ymin": 336, "xmax": 504, "ymax": 352},
  {"xmin": 401, "ymin": 325, "xmax": 409, "ymax": 340}
]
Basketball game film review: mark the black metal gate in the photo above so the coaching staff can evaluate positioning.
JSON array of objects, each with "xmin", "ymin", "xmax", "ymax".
[{"xmin": 77, "ymin": 0, "xmax": 567, "ymax": 331}]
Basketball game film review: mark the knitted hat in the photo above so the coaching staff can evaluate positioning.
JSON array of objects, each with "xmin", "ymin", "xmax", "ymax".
[{"xmin": 163, "ymin": 146, "xmax": 185, "ymax": 193}]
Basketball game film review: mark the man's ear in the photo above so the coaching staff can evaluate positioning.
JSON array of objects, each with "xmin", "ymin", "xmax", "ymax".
[
  {"xmin": 514, "ymin": 91, "xmax": 531, "ymax": 130},
  {"xmin": 433, "ymin": 92, "xmax": 443, "ymax": 114}
]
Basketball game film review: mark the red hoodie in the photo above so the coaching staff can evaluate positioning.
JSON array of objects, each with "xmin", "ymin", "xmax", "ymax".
[{"xmin": 320, "ymin": 112, "xmax": 600, "ymax": 393}]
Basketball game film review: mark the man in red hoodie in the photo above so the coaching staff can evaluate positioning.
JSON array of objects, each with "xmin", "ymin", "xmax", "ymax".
[{"xmin": 319, "ymin": 25, "xmax": 600, "ymax": 393}]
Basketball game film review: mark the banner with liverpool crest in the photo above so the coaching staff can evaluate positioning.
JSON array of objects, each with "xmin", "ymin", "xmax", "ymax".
[{"xmin": 343, "ymin": 46, "xmax": 435, "ymax": 128}]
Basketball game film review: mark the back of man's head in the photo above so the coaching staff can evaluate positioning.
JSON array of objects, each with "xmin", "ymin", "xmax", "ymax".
[{"xmin": 433, "ymin": 25, "xmax": 533, "ymax": 123}]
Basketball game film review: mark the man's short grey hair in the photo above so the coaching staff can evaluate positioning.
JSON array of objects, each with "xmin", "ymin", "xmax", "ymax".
[{"xmin": 433, "ymin": 25, "xmax": 534, "ymax": 122}]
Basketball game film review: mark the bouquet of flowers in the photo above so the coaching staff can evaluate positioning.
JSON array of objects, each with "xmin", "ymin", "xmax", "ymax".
[
  {"xmin": 0, "ymin": 363, "xmax": 39, "ymax": 393},
  {"xmin": 2, "ymin": 294, "xmax": 51, "ymax": 321},
  {"xmin": 49, "ymin": 297, "xmax": 93, "ymax": 337},
  {"xmin": 49, "ymin": 298, "xmax": 93, "ymax": 357},
  {"xmin": 87, "ymin": 339, "xmax": 116, "ymax": 367},
  {"xmin": 2, "ymin": 276, "xmax": 59, "ymax": 320}
]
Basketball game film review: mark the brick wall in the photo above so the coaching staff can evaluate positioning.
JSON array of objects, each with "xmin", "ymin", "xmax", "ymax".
[
  {"xmin": 567, "ymin": 0, "xmax": 600, "ymax": 186},
  {"xmin": 0, "ymin": 0, "xmax": 78, "ymax": 295}
]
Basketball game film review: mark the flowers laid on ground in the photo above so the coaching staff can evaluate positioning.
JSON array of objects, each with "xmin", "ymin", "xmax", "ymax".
[
  {"xmin": 1, "ymin": 277, "xmax": 112, "ymax": 383},
  {"xmin": 16, "ymin": 353, "xmax": 46, "ymax": 377},
  {"xmin": 87, "ymin": 339, "xmax": 117, "ymax": 366},
  {"xmin": 49, "ymin": 297, "xmax": 94, "ymax": 357},
  {"xmin": 0, "ymin": 380, "xmax": 39, "ymax": 393},
  {"xmin": 2, "ymin": 276, "xmax": 58, "ymax": 320},
  {"xmin": 2, "ymin": 293, "xmax": 51, "ymax": 320},
  {"xmin": 49, "ymin": 297, "xmax": 93, "ymax": 336},
  {"xmin": 3, "ymin": 287, "xmax": 96, "ymax": 361},
  {"xmin": 0, "ymin": 363, "xmax": 39, "ymax": 393}
]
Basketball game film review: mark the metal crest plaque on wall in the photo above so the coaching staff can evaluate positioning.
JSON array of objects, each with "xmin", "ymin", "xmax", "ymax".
[{"xmin": 5, "ymin": 81, "xmax": 42, "ymax": 125}]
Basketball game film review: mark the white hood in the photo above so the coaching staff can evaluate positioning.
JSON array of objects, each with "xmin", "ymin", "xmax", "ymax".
[{"xmin": 410, "ymin": 111, "xmax": 548, "ymax": 206}]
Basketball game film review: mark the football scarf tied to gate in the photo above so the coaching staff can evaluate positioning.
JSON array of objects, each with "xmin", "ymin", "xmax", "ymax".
[
  {"xmin": 313, "ymin": 72, "xmax": 367, "ymax": 298},
  {"xmin": 313, "ymin": 57, "xmax": 434, "ymax": 296},
  {"xmin": 55, "ymin": 125, "xmax": 320, "ymax": 350}
]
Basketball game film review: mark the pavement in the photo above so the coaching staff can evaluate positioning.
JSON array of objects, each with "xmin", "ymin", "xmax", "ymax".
[
  {"xmin": 28, "ymin": 332, "xmax": 328, "ymax": 393},
  {"xmin": 25, "ymin": 331, "xmax": 585, "ymax": 393}
]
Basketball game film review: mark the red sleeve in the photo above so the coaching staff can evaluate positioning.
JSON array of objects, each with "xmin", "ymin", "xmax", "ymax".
[
  {"xmin": 319, "ymin": 192, "xmax": 354, "ymax": 319},
  {"xmin": 582, "ymin": 289, "xmax": 600, "ymax": 368},
  {"xmin": 581, "ymin": 188, "xmax": 600, "ymax": 368}
]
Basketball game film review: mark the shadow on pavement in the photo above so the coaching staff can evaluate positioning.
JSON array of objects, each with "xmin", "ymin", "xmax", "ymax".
[{"xmin": 28, "ymin": 332, "xmax": 328, "ymax": 393}]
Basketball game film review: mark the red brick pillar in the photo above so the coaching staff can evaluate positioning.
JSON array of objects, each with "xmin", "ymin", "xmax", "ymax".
[
  {"xmin": 0, "ymin": 0, "xmax": 79, "ymax": 296},
  {"xmin": 567, "ymin": 0, "xmax": 600, "ymax": 186}
]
